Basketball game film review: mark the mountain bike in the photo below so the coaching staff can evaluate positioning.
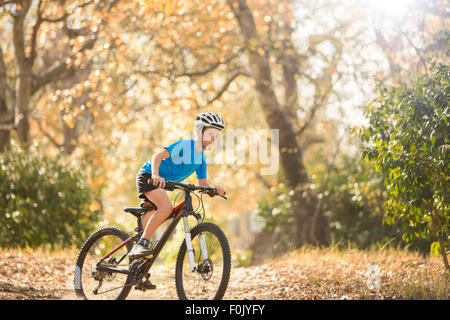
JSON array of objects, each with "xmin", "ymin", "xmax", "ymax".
[{"xmin": 73, "ymin": 179, "xmax": 231, "ymax": 300}]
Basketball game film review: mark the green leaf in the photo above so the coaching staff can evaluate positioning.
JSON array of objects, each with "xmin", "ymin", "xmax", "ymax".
[{"xmin": 430, "ymin": 241, "xmax": 441, "ymax": 257}]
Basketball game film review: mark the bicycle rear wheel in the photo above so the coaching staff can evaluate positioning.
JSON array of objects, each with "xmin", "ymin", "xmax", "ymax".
[
  {"xmin": 175, "ymin": 222, "xmax": 231, "ymax": 300},
  {"xmin": 74, "ymin": 226, "xmax": 135, "ymax": 300}
]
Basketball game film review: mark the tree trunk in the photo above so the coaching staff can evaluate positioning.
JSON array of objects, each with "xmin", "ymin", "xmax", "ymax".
[
  {"xmin": 227, "ymin": 0, "xmax": 329, "ymax": 246},
  {"xmin": 439, "ymin": 239, "xmax": 449, "ymax": 272},
  {"xmin": 15, "ymin": 64, "xmax": 32, "ymax": 145},
  {"xmin": 0, "ymin": 45, "xmax": 11, "ymax": 151},
  {"xmin": 12, "ymin": 0, "xmax": 33, "ymax": 145}
]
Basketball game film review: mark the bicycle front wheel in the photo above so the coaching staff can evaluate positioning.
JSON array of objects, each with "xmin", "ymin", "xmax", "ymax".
[{"xmin": 175, "ymin": 222, "xmax": 231, "ymax": 300}]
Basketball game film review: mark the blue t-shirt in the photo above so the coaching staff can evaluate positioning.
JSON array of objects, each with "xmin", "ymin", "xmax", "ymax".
[{"xmin": 139, "ymin": 139, "xmax": 207, "ymax": 183}]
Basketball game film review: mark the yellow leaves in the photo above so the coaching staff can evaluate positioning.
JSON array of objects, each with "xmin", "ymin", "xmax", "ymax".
[
  {"xmin": 89, "ymin": 201, "xmax": 101, "ymax": 212},
  {"xmin": 143, "ymin": 0, "xmax": 177, "ymax": 16},
  {"xmin": 164, "ymin": 2, "xmax": 174, "ymax": 16},
  {"xmin": 81, "ymin": 135, "xmax": 91, "ymax": 145},
  {"xmin": 65, "ymin": 118, "xmax": 75, "ymax": 129}
]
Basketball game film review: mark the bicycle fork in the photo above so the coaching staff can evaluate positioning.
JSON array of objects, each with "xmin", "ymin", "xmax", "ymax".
[{"xmin": 183, "ymin": 215, "xmax": 207, "ymax": 272}]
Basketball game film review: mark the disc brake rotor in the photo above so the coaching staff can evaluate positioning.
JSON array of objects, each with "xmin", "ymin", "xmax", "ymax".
[{"xmin": 198, "ymin": 259, "xmax": 214, "ymax": 280}]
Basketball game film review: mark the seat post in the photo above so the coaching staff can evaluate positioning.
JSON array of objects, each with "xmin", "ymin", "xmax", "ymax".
[{"xmin": 137, "ymin": 216, "xmax": 143, "ymax": 234}]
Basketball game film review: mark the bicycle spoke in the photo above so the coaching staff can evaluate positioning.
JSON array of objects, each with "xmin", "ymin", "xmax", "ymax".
[
  {"xmin": 180, "ymin": 229, "xmax": 225, "ymax": 299},
  {"xmin": 77, "ymin": 232, "xmax": 132, "ymax": 300}
]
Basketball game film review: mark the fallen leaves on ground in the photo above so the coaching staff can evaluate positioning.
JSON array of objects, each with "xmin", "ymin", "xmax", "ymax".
[
  {"xmin": 0, "ymin": 246, "xmax": 447, "ymax": 300},
  {"xmin": 0, "ymin": 248, "xmax": 74, "ymax": 299},
  {"xmin": 226, "ymin": 247, "xmax": 448, "ymax": 300}
]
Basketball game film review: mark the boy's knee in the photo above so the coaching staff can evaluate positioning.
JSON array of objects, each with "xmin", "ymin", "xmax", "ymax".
[{"xmin": 161, "ymin": 203, "xmax": 173, "ymax": 214}]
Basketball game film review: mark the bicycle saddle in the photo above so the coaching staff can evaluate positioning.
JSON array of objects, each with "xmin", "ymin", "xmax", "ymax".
[{"xmin": 123, "ymin": 206, "xmax": 155, "ymax": 217}]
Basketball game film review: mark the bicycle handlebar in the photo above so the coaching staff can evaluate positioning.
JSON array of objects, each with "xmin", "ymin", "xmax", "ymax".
[{"xmin": 147, "ymin": 178, "xmax": 228, "ymax": 200}]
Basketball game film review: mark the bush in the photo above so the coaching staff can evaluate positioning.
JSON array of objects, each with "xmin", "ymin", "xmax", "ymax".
[
  {"xmin": 359, "ymin": 63, "xmax": 449, "ymax": 271},
  {"xmin": 254, "ymin": 182, "xmax": 298, "ymax": 254},
  {"xmin": 255, "ymin": 152, "xmax": 434, "ymax": 254},
  {"xmin": 0, "ymin": 142, "xmax": 101, "ymax": 249}
]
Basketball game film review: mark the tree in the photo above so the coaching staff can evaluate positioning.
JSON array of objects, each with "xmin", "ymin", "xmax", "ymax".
[
  {"xmin": 0, "ymin": 0, "xmax": 120, "ymax": 149},
  {"xmin": 359, "ymin": 63, "xmax": 449, "ymax": 271},
  {"xmin": 372, "ymin": 0, "xmax": 449, "ymax": 85},
  {"xmin": 121, "ymin": 0, "xmax": 386, "ymax": 246}
]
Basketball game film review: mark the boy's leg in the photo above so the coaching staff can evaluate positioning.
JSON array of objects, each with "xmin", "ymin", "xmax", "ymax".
[
  {"xmin": 141, "ymin": 188, "xmax": 173, "ymax": 241},
  {"xmin": 128, "ymin": 188, "xmax": 174, "ymax": 258},
  {"xmin": 140, "ymin": 202, "xmax": 156, "ymax": 230}
]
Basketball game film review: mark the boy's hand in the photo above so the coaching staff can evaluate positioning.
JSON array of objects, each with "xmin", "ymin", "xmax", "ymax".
[
  {"xmin": 214, "ymin": 184, "xmax": 225, "ymax": 195},
  {"xmin": 152, "ymin": 174, "xmax": 166, "ymax": 188}
]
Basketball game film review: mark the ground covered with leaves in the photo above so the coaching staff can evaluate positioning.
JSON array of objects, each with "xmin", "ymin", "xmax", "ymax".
[{"xmin": 0, "ymin": 246, "xmax": 447, "ymax": 300}]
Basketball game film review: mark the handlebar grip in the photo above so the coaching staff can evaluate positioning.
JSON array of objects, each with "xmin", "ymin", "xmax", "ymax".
[{"xmin": 147, "ymin": 178, "xmax": 175, "ymax": 191}]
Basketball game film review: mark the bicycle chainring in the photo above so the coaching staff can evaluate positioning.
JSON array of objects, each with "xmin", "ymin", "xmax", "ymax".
[{"xmin": 129, "ymin": 259, "xmax": 146, "ymax": 284}]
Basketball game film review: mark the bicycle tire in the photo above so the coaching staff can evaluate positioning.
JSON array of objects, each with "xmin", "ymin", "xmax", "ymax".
[
  {"xmin": 74, "ymin": 226, "xmax": 135, "ymax": 300},
  {"xmin": 175, "ymin": 222, "xmax": 231, "ymax": 300}
]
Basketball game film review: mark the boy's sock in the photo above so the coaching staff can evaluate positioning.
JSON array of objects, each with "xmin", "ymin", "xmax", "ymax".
[{"xmin": 138, "ymin": 237, "xmax": 151, "ymax": 248}]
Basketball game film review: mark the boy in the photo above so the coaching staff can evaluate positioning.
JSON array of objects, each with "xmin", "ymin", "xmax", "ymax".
[{"xmin": 129, "ymin": 112, "xmax": 226, "ymax": 259}]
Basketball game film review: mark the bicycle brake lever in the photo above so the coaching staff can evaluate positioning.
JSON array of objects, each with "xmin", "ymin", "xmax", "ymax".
[{"xmin": 199, "ymin": 189, "xmax": 227, "ymax": 199}]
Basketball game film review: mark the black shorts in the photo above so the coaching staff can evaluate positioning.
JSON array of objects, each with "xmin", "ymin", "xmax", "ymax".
[{"xmin": 135, "ymin": 171, "xmax": 159, "ymax": 209}]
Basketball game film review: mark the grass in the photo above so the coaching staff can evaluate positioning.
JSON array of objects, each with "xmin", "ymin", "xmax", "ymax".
[{"xmin": 282, "ymin": 244, "xmax": 449, "ymax": 299}]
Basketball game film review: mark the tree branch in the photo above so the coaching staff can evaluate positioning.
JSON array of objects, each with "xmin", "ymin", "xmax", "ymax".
[
  {"xmin": 250, "ymin": 167, "xmax": 272, "ymax": 190},
  {"xmin": 0, "ymin": 0, "xmax": 17, "ymax": 6},
  {"xmin": 31, "ymin": 113, "xmax": 62, "ymax": 148},
  {"xmin": 41, "ymin": 12, "xmax": 68, "ymax": 23},
  {"xmin": 181, "ymin": 52, "xmax": 242, "ymax": 77},
  {"xmin": 399, "ymin": 27, "xmax": 429, "ymax": 71},
  {"xmin": 31, "ymin": 0, "xmax": 119, "ymax": 94},
  {"xmin": 12, "ymin": 0, "xmax": 32, "ymax": 67},
  {"xmin": 29, "ymin": 0, "xmax": 43, "ymax": 64},
  {"xmin": 206, "ymin": 70, "xmax": 250, "ymax": 105},
  {"xmin": 414, "ymin": 0, "xmax": 450, "ymax": 18},
  {"xmin": 31, "ymin": 33, "xmax": 97, "ymax": 94}
]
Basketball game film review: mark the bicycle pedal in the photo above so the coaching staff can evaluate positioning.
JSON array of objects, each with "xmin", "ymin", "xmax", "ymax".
[{"xmin": 135, "ymin": 279, "xmax": 156, "ymax": 291}]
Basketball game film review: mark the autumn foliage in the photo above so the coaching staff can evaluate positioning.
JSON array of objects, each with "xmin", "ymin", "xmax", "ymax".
[{"xmin": 0, "ymin": 0, "xmax": 449, "ymax": 300}]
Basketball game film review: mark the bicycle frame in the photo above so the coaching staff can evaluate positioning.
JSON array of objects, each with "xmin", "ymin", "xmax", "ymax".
[{"xmin": 96, "ymin": 189, "xmax": 203, "ymax": 277}]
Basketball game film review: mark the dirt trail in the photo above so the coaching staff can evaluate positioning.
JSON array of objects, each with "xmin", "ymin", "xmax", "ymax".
[
  {"xmin": 0, "ymin": 249, "xmax": 263, "ymax": 300},
  {"xmin": 1, "ymin": 248, "xmax": 447, "ymax": 300},
  {"xmin": 0, "ymin": 249, "xmax": 315, "ymax": 300}
]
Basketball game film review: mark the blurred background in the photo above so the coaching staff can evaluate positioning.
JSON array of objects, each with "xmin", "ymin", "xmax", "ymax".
[{"xmin": 0, "ymin": 0, "xmax": 448, "ymax": 267}]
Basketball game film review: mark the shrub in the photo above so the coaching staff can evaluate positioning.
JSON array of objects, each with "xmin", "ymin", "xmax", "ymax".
[
  {"xmin": 0, "ymin": 142, "xmax": 101, "ymax": 249},
  {"xmin": 359, "ymin": 63, "xmax": 449, "ymax": 271}
]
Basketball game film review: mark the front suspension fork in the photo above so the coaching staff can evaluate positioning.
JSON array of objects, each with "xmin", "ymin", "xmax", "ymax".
[{"xmin": 183, "ymin": 215, "xmax": 207, "ymax": 272}]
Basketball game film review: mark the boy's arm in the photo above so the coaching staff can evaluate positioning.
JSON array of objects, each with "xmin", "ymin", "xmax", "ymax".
[
  {"xmin": 197, "ymin": 178, "xmax": 210, "ymax": 187},
  {"xmin": 151, "ymin": 148, "xmax": 170, "ymax": 175},
  {"xmin": 151, "ymin": 148, "xmax": 170, "ymax": 187}
]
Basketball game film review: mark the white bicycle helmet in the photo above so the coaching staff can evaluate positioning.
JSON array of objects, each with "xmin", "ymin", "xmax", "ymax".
[{"xmin": 194, "ymin": 112, "xmax": 225, "ymax": 131}]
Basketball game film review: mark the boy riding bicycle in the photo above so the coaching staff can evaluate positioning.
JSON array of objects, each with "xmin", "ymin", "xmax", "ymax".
[{"xmin": 128, "ymin": 112, "xmax": 226, "ymax": 259}]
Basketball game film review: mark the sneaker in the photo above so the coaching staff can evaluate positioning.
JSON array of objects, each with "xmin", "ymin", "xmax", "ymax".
[
  {"xmin": 128, "ymin": 240, "xmax": 154, "ymax": 259},
  {"xmin": 135, "ymin": 279, "xmax": 157, "ymax": 291}
]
